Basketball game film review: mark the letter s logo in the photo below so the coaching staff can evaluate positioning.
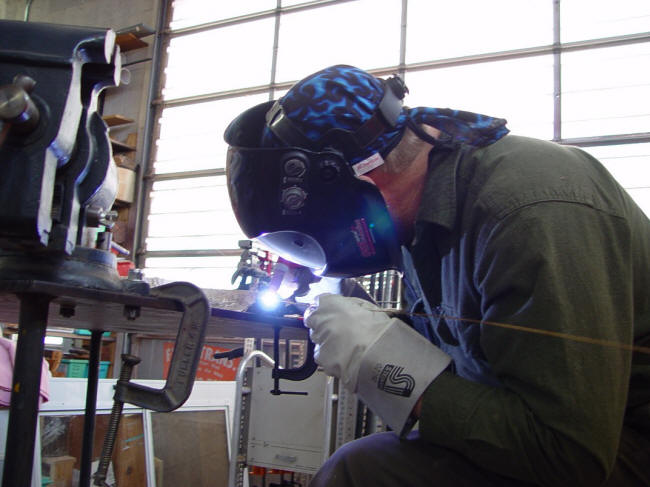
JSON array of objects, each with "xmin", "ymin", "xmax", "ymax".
[{"xmin": 376, "ymin": 364, "xmax": 415, "ymax": 397}]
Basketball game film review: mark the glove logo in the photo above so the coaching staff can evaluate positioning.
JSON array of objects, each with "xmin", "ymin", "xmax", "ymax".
[{"xmin": 376, "ymin": 364, "xmax": 415, "ymax": 397}]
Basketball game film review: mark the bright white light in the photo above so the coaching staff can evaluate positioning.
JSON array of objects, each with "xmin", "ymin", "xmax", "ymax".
[
  {"xmin": 258, "ymin": 290, "xmax": 281, "ymax": 310},
  {"xmin": 295, "ymin": 277, "xmax": 342, "ymax": 305},
  {"xmin": 44, "ymin": 336, "xmax": 64, "ymax": 346}
]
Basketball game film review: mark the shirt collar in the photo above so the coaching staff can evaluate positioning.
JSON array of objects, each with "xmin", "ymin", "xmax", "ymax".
[{"xmin": 415, "ymin": 144, "xmax": 463, "ymax": 231}]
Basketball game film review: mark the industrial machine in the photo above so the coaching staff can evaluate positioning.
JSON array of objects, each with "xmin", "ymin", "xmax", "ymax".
[{"xmin": 0, "ymin": 20, "xmax": 209, "ymax": 487}]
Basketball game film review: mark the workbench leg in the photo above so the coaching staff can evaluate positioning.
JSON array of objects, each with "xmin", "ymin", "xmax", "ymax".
[
  {"xmin": 79, "ymin": 330, "xmax": 103, "ymax": 487},
  {"xmin": 1, "ymin": 293, "xmax": 52, "ymax": 487}
]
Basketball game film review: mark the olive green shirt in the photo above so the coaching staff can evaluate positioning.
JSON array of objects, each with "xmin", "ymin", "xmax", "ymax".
[{"xmin": 412, "ymin": 135, "xmax": 650, "ymax": 486}]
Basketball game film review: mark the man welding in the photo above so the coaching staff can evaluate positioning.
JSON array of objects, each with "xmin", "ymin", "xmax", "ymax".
[{"xmin": 224, "ymin": 65, "xmax": 650, "ymax": 486}]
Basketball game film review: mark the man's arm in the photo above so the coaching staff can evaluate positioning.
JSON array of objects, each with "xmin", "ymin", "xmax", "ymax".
[{"xmin": 418, "ymin": 201, "xmax": 632, "ymax": 486}]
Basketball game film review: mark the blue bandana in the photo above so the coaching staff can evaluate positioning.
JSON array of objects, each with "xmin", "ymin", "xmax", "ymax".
[{"xmin": 262, "ymin": 65, "xmax": 509, "ymax": 166}]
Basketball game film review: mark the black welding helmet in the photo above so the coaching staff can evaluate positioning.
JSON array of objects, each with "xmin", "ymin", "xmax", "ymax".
[
  {"xmin": 225, "ymin": 65, "xmax": 509, "ymax": 277},
  {"xmin": 225, "ymin": 100, "xmax": 401, "ymax": 277}
]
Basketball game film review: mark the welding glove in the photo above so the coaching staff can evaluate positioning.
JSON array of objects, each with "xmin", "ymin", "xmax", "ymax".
[{"xmin": 304, "ymin": 293, "xmax": 451, "ymax": 436}]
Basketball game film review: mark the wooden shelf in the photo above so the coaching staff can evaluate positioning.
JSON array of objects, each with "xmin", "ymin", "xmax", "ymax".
[
  {"xmin": 116, "ymin": 32, "xmax": 148, "ymax": 52},
  {"xmin": 103, "ymin": 114, "xmax": 134, "ymax": 127},
  {"xmin": 110, "ymin": 138, "xmax": 136, "ymax": 153}
]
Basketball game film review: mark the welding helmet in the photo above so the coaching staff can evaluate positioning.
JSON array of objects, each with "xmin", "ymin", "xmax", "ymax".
[
  {"xmin": 225, "ymin": 100, "xmax": 401, "ymax": 277},
  {"xmin": 225, "ymin": 65, "xmax": 509, "ymax": 277}
]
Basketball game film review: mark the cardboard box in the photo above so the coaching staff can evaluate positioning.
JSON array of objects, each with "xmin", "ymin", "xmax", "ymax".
[
  {"xmin": 116, "ymin": 167, "xmax": 136, "ymax": 204},
  {"xmin": 113, "ymin": 414, "xmax": 146, "ymax": 487},
  {"xmin": 42, "ymin": 455, "xmax": 75, "ymax": 487}
]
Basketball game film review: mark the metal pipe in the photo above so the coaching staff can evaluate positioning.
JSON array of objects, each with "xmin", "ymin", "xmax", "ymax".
[
  {"xmin": 79, "ymin": 329, "xmax": 104, "ymax": 487},
  {"xmin": 23, "ymin": 0, "xmax": 34, "ymax": 22},
  {"xmin": 228, "ymin": 350, "xmax": 275, "ymax": 487},
  {"xmin": 2, "ymin": 293, "xmax": 52, "ymax": 487}
]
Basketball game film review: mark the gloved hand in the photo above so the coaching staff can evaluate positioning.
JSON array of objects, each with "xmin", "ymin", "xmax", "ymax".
[{"xmin": 305, "ymin": 293, "xmax": 451, "ymax": 435}]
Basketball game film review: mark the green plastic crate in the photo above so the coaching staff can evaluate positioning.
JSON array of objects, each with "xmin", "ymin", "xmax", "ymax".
[
  {"xmin": 74, "ymin": 329, "xmax": 111, "ymax": 337},
  {"xmin": 60, "ymin": 359, "xmax": 110, "ymax": 378}
]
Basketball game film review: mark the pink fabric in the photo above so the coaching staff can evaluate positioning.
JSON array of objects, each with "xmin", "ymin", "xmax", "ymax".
[{"xmin": 0, "ymin": 337, "xmax": 50, "ymax": 406}]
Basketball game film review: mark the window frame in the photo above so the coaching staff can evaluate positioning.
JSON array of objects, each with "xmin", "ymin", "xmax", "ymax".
[{"xmin": 134, "ymin": 0, "xmax": 650, "ymax": 285}]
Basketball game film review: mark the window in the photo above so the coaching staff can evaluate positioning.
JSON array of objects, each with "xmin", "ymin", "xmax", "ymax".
[{"xmin": 138, "ymin": 0, "xmax": 650, "ymax": 288}]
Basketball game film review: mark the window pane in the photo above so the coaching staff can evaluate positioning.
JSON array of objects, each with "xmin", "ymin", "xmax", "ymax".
[
  {"xmin": 144, "ymin": 256, "xmax": 241, "ymax": 289},
  {"xmin": 147, "ymin": 210, "xmax": 243, "ymax": 239},
  {"xmin": 582, "ymin": 143, "xmax": 650, "ymax": 189},
  {"xmin": 406, "ymin": 0, "xmax": 552, "ymax": 63},
  {"xmin": 404, "ymin": 55, "xmax": 555, "ymax": 140},
  {"xmin": 170, "ymin": 0, "xmax": 276, "ymax": 30},
  {"xmin": 625, "ymin": 187, "xmax": 650, "ymax": 219},
  {"xmin": 155, "ymin": 93, "xmax": 269, "ymax": 174},
  {"xmin": 561, "ymin": 44, "xmax": 650, "ymax": 139},
  {"xmin": 275, "ymin": 0, "xmax": 401, "ymax": 82},
  {"xmin": 40, "ymin": 413, "xmax": 145, "ymax": 486},
  {"xmin": 146, "ymin": 176, "xmax": 245, "ymax": 251},
  {"xmin": 149, "ymin": 179, "xmax": 231, "ymax": 214},
  {"xmin": 580, "ymin": 143, "xmax": 650, "ymax": 217},
  {"xmin": 163, "ymin": 18, "xmax": 275, "ymax": 100},
  {"xmin": 561, "ymin": 0, "xmax": 650, "ymax": 42},
  {"xmin": 151, "ymin": 410, "xmax": 229, "ymax": 486}
]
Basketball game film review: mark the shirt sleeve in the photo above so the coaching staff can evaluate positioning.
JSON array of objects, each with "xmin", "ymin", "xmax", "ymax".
[{"xmin": 418, "ymin": 201, "xmax": 633, "ymax": 487}]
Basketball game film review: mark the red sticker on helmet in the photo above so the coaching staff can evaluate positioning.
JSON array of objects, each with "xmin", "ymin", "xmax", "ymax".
[{"xmin": 351, "ymin": 218, "xmax": 376, "ymax": 258}]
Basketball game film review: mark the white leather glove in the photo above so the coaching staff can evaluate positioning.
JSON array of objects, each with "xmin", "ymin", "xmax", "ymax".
[{"xmin": 305, "ymin": 293, "xmax": 451, "ymax": 435}]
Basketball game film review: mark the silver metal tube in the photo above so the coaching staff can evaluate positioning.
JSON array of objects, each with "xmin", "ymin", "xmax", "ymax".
[{"xmin": 228, "ymin": 350, "xmax": 275, "ymax": 487}]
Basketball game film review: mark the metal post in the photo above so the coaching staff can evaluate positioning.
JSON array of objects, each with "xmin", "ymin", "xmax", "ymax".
[
  {"xmin": 79, "ymin": 329, "xmax": 104, "ymax": 487},
  {"xmin": 2, "ymin": 293, "xmax": 52, "ymax": 487}
]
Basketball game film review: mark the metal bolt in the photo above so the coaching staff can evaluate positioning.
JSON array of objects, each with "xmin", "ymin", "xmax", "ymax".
[
  {"xmin": 123, "ymin": 305, "xmax": 140, "ymax": 320},
  {"xmin": 93, "ymin": 354, "xmax": 141, "ymax": 486},
  {"xmin": 0, "ymin": 74, "xmax": 40, "ymax": 134},
  {"xmin": 127, "ymin": 268, "xmax": 144, "ymax": 281},
  {"xmin": 59, "ymin": 304, "xmax": 76, "ymax": 318}
]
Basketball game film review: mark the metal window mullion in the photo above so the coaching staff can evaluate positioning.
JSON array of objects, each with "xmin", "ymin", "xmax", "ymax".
[
  {"xmin": 155, "ymin": 31, "xmax": 650, "ymax": 109},
  {"xmin": 553, "ymin": 0, "xmax": 561, "ymax": 141},
  {"xmin": 134, "ymin": 0, "xmax": 172, "ymax": 268},
  {"xmin": 166, "ymin": 0, "xmax": 357, "ymax": 38},
  {"xmin": 399, "ymin": 0, "xmax": 408, "ymax": 78},
  {"xmin": 147, "ymin": 168, "xmax": 227, "ymax": 182},
  {"xmin": 405, "ymin": 31, "xmax": 650, "ymax": 74},
  {"xmin": 270, "ymin": 0, "xmax": 281, "ymax": 100},
  {"xmin": 558, "ymin": 132, "xmax": 650, "ymax": 147},
  {"xmin": 143, "ymin": 249, "xmax": 243, "ymax": 259}
]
